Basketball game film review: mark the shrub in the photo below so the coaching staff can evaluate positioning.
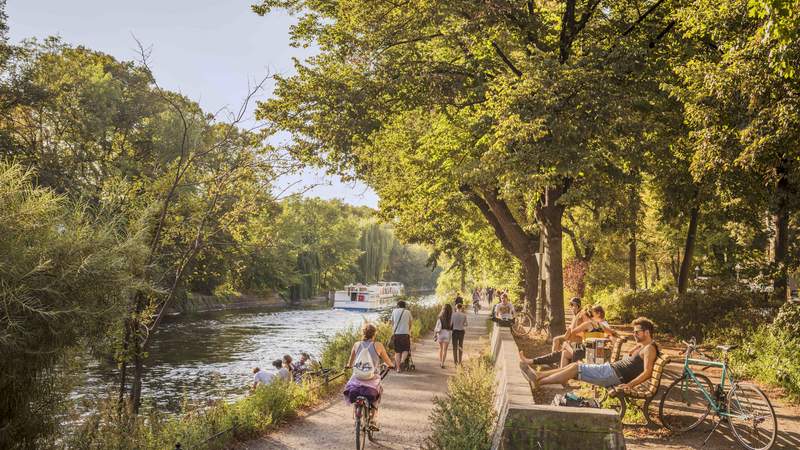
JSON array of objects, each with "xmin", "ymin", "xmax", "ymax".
[
  {"xmin": 425, "ymin": 357, "xmax": 496, "ymax": 450},
  {"xmin": 590, "ymin": 280, "xmax": 773, "ymax": 341}
]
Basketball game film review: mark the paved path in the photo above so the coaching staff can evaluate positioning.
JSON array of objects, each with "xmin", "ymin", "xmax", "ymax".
[{"xmin": 244, "ymin": 309, "xmax": 491, "ymax": 450}]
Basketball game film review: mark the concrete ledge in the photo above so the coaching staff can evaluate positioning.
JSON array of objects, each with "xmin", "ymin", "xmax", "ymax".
[{"xmin": 489, "ymin": 322, "xmax": 625, "ymax": 450}]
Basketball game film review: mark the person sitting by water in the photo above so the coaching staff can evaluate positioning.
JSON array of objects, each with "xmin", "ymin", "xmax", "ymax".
[
  {"xmin": 344, "ymin": 323, "xmax": 395, "ymax": 431},
  {"xmin": 519, "ymin": 317, "xmax": 659, "ymax": 391},
  {"xmin": 282, "ymin": 354, "xmax": 295, "ymax": 381},
  {"xmin": 252, "ymin": 366, "xmax": 274, "ymax": 390},
  {"xmin": 291, "ymin": 352, "xmax": 313, "ymax": 383},
  {"xmin": 252, "ymin": 359, "xmax": 286, "ymax": 390},
  {"xmin": 521, "ymin": 304, "xmax": 619, "ymax": 368},
  {"xmin": 273, "ymin": 358, "xmax": 291, "ymax": 382}
]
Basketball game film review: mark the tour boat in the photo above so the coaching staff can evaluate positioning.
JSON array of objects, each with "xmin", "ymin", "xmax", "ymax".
[{"xmin": 332, "ymin": 282, "xmax": 405, "ymax": 312}]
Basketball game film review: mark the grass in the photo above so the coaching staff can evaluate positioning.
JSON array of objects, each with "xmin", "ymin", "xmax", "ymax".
[{"xmin": 69, "ymin": 301, "xmax": 442, "ymax": 449}]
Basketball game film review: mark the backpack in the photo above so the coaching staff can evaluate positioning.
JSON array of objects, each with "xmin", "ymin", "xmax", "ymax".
[{"xmin": 352, "ymin": 342, "xmax": 376, "ymax": 380}]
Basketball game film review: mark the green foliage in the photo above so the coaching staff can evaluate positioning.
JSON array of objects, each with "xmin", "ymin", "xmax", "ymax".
[
  {"xmin": 425, "ymin": 356, "xmax": 496, "ymax": 450},
  {"xmin": 0, "ymin": 162, "xmax": 148, "ymax": 448},
  {"xmin": 730, "ymin": 309, "xmax": 800, "ymax": 401},
  {"xmin": 69, "ymin": 378, "xmax": 321, "ymax": 450},
  {"xmin": 590, "ymin": 281, "xmax": 773, "ymax": 341}
]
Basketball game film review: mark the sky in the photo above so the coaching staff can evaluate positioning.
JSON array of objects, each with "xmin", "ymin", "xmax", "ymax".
[{"xmin": 5, "ymin": 0, "xmax": 379, "ymax": 207}]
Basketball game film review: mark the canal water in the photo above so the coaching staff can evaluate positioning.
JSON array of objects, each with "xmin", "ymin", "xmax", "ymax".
[{"xmin": 79, "ymin": 297, "xmax": 433, "ymax": 413}]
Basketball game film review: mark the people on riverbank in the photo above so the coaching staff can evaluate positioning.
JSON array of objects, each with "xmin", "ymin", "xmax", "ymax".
[
  {"xmin": 451, "ymin": 303, "xmax": 468, "ymax": 365},
  {"xmin": 520, "ymin": 317, "xmax": 659, "ymax": 391},
  {"xmin": 391, "ymin": 300, "xmax": 413, "ymax": 373},
  {"xmin": 343, "ymin": 323, "xmax": 395, "ymax": 430},
  {"xmin": 291, "ymin": 352, "xmax": 312, "ymax": 383},
  {"xmin": 252, "ymin": 366, "xmax": 274, "ymax": 390},
  {"xmin": 434, "ymin": 304, "xmax": 453, "ymax": 368}
]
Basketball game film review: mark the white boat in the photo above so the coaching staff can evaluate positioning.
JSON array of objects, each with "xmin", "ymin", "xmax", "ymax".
[{"xmin": 332, "ymin": 282, "xmax": 405, "ymax": 311}]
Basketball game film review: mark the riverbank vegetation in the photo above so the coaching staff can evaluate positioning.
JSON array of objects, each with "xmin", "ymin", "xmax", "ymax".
[{"xmin": 69, "ymin": 301, "xmax": 441, "ymax": 449}]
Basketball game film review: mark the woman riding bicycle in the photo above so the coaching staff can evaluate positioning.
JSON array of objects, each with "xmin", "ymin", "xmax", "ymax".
[{"xmin": 344, "ymin": 323, "xmax": 395, "ymax": 430}]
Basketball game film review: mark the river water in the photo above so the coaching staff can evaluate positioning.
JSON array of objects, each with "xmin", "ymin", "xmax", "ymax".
[{"xmin": 79, "ymin": 297, "xmax": 433, "ymax": 413}]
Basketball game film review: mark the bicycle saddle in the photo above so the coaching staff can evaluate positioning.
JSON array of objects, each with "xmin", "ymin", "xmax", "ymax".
[{"xmin": 716, "ymin": 344, "xmax": 739, "ymax": 352}]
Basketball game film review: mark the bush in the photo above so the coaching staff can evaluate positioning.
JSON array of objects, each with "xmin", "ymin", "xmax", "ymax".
[
  {"xmin": 425, "ymin": 357, "xmax": 496, "ymax": 450},
  {"xmin": 590, "ymin": 280, "xmax": 773, "ymax": 341},
  {"xmin": 729, "ymin": 303, "xmax": 800, "ymax": 402}
]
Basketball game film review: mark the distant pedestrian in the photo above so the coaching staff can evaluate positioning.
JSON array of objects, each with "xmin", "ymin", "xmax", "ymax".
[
  {"xmin": 451, "ymin": 304, "xmax": 468, "ymax": 365},
  {"xmin": 454, "ymin": 294, "xmax": 464, "ymax": 307},
  {"xmin": 391, "ymin": 300, "xmax": 413, "ymax": 372},
  {"xmin": 487, "ymin": 287, "xmax": 495, "ymax": 304},
  {"xmin": 434, "ymin": 304, "xmax": 453, "ymax": 368}
]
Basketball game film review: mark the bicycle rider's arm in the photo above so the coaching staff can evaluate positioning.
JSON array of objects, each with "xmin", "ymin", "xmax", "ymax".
[
  {"xmin": 375, "ymin": 342, "xmax": 395, "ymax": 368},
  {"xmin": 346, "ymin": 343, "xmax": 357, "ymax": 367},
  {"xmin": 620, "ymin": 345, "xmax": 656, "ymax": 389}
]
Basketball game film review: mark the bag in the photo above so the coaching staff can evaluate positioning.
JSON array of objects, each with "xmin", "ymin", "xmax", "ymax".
[
  {"xmin": 552, "ymin": 392, "xmax": 599, "ymax": 408},
  {"xmin": 388, "ymin": 310, "xmax": 406, "ymax": 351},
  {"xmin": 352, "ymin": 342, "xmax": 376, "ymax": 380}
]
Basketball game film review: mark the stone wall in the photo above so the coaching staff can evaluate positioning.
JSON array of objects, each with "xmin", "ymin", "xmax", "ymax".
[{"xmin": 488, "ymin": 323, "xmax": 626, "ymax": 449}]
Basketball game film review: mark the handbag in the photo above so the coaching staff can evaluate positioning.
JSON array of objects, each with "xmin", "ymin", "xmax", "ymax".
[{"xmin": 388, "ymin": 309, "xmax": 406, "ymax": 351}]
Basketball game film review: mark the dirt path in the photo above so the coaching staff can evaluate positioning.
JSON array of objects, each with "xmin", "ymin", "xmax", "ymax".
[{"xmin": 242, "ymin": 310, "xmax": 491, "ymax": 450}]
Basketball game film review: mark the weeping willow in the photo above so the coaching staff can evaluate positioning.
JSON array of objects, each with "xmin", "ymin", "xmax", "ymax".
[
  {"xmin": 357, "ymin": 222, "xmax": 396, "ymax": 283},
  {"xmin": 288, "ymin": 251, "xmax": 321, "ymax": 301}
]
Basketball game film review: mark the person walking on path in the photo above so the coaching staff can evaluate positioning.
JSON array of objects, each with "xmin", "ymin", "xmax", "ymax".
[
  {"xmin": 434, "ymin": 304, "xmax": 453, "ymax": 368},
  {"xmin": 390, "ymin": 300, "xmax": 413, "ymax": 372},
  {"xmin": 451, "ymin": 303, "xmax": 468, "ymax": 365}
]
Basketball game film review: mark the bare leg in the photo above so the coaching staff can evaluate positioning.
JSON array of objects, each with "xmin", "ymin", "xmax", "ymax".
[
  {"xmin": 394, "ymin": 352, "xmax": 401, "ymax": 372},
  {"xmin": 560, "ymin": 344, "xmax": 574, "ymax": 368},
  {"xmin": 551, "ymin": 335, "xmax": 566, "ymax": 352},
  {"xmin": 538, "ymin": 363, "xmax": 580, "ymax": 386},
  {"xmin": 441, "ymin": 342, "xmax": 450, "ymax": 366},
  {"xmin": 401, "ymin": 351, "xmax": 409, "ymax": 367}
]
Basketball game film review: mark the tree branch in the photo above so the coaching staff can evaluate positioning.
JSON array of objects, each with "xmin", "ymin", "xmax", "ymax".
[{"xmin": 491, "ymin": 41, "xmax": 523, "ymax": 77}]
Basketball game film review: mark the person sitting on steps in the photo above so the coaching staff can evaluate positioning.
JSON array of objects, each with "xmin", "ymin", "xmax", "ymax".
[
  {"xmin": 519, "ymin": 317, "xmax": 660, "ymax": 391},
  {"xmin": 520, "ymin": 304, "xmax": 619, "ymax": 368}
]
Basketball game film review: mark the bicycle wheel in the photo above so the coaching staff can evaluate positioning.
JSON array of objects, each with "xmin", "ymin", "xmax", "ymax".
[
  {"xmin": 511, "ymin": 313, "xmax": 533, "ymax": 336},
  {"xmin": 659, "ymin": 373, "xmax": 714, "ymax": 432},
  {"xmin": 727, "ymin": 383, "xmax": 777, "ymax": 450},
  {"xmin": 354, "ymin": 404, "xmax": 367, "ymax": 450}
]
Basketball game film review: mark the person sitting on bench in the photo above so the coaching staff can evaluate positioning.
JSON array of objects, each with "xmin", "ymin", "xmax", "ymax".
[
  {"xmin": 521, "ymin": 304, "xmax": 618, "ymax": 368},
  {"xmin": 520, "ymin": 317, "xmax": 659, "ymax": 391}
]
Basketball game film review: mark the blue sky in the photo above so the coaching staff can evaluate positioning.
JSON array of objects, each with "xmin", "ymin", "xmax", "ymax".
[{"xmin": 6, "ymin": 0, "xmax": 379, "ymax": 207}]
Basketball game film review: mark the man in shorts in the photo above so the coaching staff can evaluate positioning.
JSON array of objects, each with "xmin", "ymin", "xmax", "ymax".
[
  {"xmin": 520, "ymin": 317, "xmax": 659, "ymax": 391},
  {"xmin": 391, "ymin": 300, "xmax": 413, "ymax": 372}
]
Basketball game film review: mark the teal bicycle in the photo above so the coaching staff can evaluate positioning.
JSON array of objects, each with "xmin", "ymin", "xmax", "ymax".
[{"xmin": 658, "ymin": 337, "xmax": 777, "ymax": 450}]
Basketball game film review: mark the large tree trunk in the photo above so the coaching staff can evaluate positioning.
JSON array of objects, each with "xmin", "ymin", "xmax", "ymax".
[
  {"xmin": 772, "ymin": 167, "xmax": 790, "ymax": 301},
  {"xmin": 628, "ymin": 232, "xmax": 637, "ymax": 291},
  {"xmin": 678, "ymin": 204, "xmax": 700, "ymax": 294},
  {"xmin": 537, "ymin": 184, "xmax": 568, "ymax": 337},
  {"xmin": 462, "ymin": 186, "xmax": 540, "ymax": 321}
]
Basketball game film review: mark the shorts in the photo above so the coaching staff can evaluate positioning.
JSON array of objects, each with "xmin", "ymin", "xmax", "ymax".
[
  {"xmin": 577, "ymin": 363, "xmax": 621, "ymax": 388},
  {"xmin": 437, "ymin": 329, "xmax": 451, "ymax": 343},
  {"xmin": 393, "ymin": 334, "xmax": 411, "ymax": 353}
]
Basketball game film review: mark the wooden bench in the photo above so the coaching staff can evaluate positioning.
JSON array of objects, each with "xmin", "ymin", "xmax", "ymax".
[{"xmin": 614, "ymin": 354, "xmax": 672, "ymax": 426}]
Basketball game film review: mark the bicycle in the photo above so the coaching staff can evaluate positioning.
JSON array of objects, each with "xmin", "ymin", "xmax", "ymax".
[
  {"xmin": 658, "ymin": 337, "xmax": 777, "ymax": 450},
  {"xmin": 352, "ymin": 364, "xmax": 391, "ymax": 450},
  {"xmin": 511, "ymin": 303, "xmax": 534, "ymax": 336}
]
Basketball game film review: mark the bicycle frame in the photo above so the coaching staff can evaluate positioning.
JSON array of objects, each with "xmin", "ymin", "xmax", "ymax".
[{"xmin": 679, "ymin": 349, "xmax": 747, "ymax": 420}]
